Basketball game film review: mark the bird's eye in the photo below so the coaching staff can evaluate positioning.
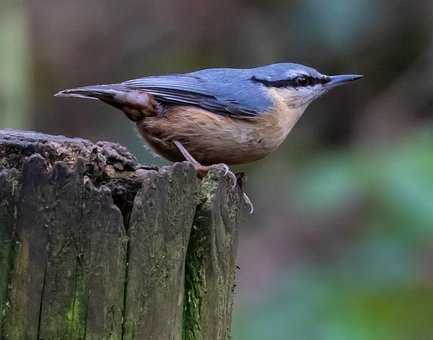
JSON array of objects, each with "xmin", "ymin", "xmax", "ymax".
[{"xmin": 294, "ymin": 76, "xmax": 310, "ymax": 87}]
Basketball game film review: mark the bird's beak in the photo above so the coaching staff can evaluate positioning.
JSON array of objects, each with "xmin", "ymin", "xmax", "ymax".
[{"xmin": 325, "ymin": 74, "xmax": 363, "ymax": 88}]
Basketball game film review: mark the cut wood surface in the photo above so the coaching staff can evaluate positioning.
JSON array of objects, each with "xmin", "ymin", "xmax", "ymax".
[{"xmin": 0, "ymin": 129, "xmax": 241, "ymax": 340}]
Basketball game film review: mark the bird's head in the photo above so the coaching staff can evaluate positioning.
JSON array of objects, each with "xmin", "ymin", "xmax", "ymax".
[{"xmin": 251, "ymin": 63, "xmax": 363, "ymax": 111}]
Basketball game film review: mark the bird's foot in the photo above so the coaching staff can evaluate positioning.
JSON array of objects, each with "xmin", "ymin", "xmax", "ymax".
[
  {"xmin": 197, "ymin": 166, "xmax": 254, "ymax": 214},
  {"xmin": 194, "ymin": 165, "xmax": 254, "ymax": 214},
  {"xmin": 220, "ymin": 164, "xmax": 238, "ymax": 189},
  {"xmin": 192, "ymin": 163, "xmax": 237, "ymax": 188},
  {"xmin": 173, "ymin": 140, "xmax": 236, "ymax": 185},
  {"xmin": 174, "ymin": 140, "xmax": 253, "ymax": 214}
]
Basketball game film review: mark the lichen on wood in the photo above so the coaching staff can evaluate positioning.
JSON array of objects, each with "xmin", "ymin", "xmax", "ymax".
[
  {"xmin": 183, "ymin": 170, "xmax": 240, "ymax": 340},
  {"xmin": 0, "ymin": 129, "xmax": 241, "ymax": 340}
]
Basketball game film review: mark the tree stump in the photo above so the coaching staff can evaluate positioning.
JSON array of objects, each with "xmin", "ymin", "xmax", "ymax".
[{"xmin": 0, "ymin": 129, "xmax": 241, "ymax": 340}]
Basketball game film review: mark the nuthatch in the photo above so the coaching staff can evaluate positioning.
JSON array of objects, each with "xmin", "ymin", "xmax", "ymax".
[{"xmin": 56, "ymin": 63, "xmax": 362, "ymax": 211}]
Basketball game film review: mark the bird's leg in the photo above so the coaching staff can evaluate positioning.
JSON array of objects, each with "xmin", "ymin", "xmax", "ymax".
[
  {"xmin": 173, "ymin": 140, "xmax": 211, "ymax": 178},
  {"xmin": 173, "ymin": 140, "xmax": 237, "ymax": 187},
  {"xmin": 173, "ymin": 140, "xmax": 253, "ymax": 214}
]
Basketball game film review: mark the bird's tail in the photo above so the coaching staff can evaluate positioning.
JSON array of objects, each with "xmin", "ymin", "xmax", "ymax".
[{"xmin": 55, "ymin": 84, "xmax": 157, "ymax": 121}]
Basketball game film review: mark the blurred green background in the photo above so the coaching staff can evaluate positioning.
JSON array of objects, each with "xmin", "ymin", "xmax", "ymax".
[{"xmin": 1, "ymin": 1, "xmax": 433, "ymax": 339}]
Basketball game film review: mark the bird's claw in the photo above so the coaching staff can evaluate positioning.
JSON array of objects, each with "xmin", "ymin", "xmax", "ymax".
[
  {"xmin": 174, "ymin": 141, "xmax": 252, "ymax": 212},
  {"xmin": 197, "ymin": 164, "xmax": 253, "ymax": 214},
  {"xmin": 243, "ymin": 192, "xmax": 254, "ymax": 214},
  {"xmin": 220, "ymin": 164, "xmax": 237, "ymax": 189},
  {"xmin": 221, "ymin": 167, "xmax": 253, "ymax": 214}
]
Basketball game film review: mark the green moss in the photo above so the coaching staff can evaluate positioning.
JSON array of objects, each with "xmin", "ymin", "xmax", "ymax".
[
  {"xmin": 66, "ymin": 298, "xmax": 83, "ymax": 336},
  {"xmin": 65, "ymin": 258, "xmax": 86, "ymax": 338},
  {"xmin": 182, "ymin": 222, "xmax": 208, "ymax": 340},
  {"xmin": 182, "ymin": 173, "xmax": 219, "ymax": 340}
]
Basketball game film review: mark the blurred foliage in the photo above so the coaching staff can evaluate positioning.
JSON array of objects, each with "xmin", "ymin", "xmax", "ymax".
[
  {"xmin": 235, "ymin": 273, "xmax": 433, "ymax": 340},
  {"xmin": 235, "ymin": 128, "xmax": 433, "ymax": 340},
  {"xmin": 1, "ymin": 0, "xmax": 432, "ymax": 338},
  {"xmin": 0, "ymin": 1, "xmax": 30, "ymax": 129},
  {"xmin": 296, "ymin": 128, "xmax": 433, "ymax": 235}
]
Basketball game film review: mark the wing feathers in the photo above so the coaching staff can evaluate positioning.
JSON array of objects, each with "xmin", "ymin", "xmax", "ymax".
[{"xmin": 122, "ymin": 75, "xmax": 260, "ymax": 117}]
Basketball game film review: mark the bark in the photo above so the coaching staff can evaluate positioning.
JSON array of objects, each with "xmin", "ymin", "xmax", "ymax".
[{"xmin": 0, "ymin": 129, "xmax": 241, "ymax": 340}]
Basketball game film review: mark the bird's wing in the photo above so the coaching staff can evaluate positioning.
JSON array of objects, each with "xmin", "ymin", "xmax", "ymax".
[{"xmin": 122, "ymin": 72, "xmax": 271, "ymax": 118}]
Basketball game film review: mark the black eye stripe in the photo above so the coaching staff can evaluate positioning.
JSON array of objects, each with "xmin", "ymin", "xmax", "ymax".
[{"xmin": 251, "ymin": 75, "xmax": 330, "ymax": 88}]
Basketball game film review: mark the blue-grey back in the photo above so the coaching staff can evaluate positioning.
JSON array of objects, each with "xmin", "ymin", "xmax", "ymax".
[{"xmin": 123, "ymin": 63, "xmax": 320, "ymax": 117}]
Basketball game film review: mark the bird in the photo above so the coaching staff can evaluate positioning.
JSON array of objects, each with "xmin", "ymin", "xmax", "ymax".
[{"xmin": 56, "ymin": 63, "xmax": 362, "ymax": 212}]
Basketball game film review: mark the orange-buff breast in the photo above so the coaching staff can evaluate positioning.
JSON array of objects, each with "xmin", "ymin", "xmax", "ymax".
[{"xmin": 137, "ymin": 104, "xmax": 303, "ymax": 165}]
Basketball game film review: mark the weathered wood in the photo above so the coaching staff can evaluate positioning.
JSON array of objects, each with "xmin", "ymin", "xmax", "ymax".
[
  {"xmin": 183, "ymin": 172, "xmax": 240, "ymax": 340},
  {"xmin": 0, "ymin": 129, "xmax": 241, "ymax": 340},
  {"xmin": 0, "ymin": 168, "xmax": 19, "ymax": 335},
  {"xmin": 121, "ymin": 164, "xmax": 199, "ymax": 340}
]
